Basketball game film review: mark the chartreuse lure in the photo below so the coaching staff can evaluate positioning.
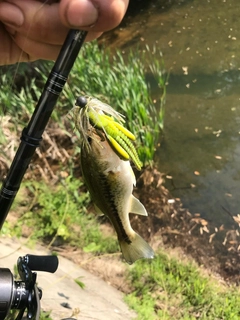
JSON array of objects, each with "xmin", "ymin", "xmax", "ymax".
[{"xmin": 72, "ymin": 96, "xmax": 143, "ymax": 170}]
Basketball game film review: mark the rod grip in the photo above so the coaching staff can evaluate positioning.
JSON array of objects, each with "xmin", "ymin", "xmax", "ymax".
[{"xmin": 24, "ymin": 254, "xmax": 59, "ymax": 273}]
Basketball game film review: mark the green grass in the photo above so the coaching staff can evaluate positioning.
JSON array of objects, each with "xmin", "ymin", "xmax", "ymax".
[
  {"xmin": 4, "ymin": 175, "xmax": 119, "ymax": 255},
  {"xmin": 125, "ymin": 252, "xmax": 240, "ymax": 319},
  {"xmin": 75, "ymin": 277, "xmax": 86, "ymax": 289}
]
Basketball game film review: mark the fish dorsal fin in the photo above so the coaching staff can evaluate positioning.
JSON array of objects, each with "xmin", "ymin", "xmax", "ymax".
[{"xmin": 129, "ymin": 195, "xmax": 148, "ymax": 216}]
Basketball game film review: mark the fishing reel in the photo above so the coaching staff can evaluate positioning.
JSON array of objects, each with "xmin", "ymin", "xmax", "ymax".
[{"xmin": 0, "ymin": 254, "xmax": 58, "ymax": 320}]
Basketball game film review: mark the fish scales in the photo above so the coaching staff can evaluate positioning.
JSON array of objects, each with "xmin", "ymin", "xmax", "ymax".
[
  {"xmin": 98, "ymin": 171, "xmax": 132, "ymax": 245},
  {"xmin": 81, "ymin": 136, "xmax": 132, "ymax": 244}
]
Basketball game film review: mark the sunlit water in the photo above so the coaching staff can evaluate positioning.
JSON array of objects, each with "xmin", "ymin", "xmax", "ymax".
[{"xmin": 103, "ymin": 0, "xmax": 240, "ymax": 227}]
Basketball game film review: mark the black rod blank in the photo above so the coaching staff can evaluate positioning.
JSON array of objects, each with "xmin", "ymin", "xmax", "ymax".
[{"xmin": 0, "ymin": 29, "xmax": 87, "ymax": 229}]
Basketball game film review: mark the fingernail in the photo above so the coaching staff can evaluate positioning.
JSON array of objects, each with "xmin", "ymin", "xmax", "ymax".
[
  {"xmin": 66, "ymin": 0, "xmax": 98, "ymax": 27},
  {"xmin": 0, "ymin": 3, "xmax": 24, "ymax": 27}
]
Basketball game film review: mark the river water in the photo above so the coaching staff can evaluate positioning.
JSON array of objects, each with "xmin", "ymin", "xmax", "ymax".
[{"xmin": 103, "ymin": 0, "xmax": 240, "ymax": 227}]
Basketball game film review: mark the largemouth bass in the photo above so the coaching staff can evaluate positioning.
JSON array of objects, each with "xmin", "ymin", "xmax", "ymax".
[{"xmin": 72, "ymin": 96, "xmax": 154, "ymax": 264}]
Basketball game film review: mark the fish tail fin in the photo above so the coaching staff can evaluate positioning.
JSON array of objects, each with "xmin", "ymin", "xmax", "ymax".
[{"xmin": 119, "ymin": 233, "xmax": 154, "ymax": 264}]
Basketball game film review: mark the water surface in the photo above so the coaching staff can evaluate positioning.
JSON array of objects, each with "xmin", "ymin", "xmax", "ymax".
[{"xmin": 103, "ymin": 0, "xmax": 240, "ymax": 227}]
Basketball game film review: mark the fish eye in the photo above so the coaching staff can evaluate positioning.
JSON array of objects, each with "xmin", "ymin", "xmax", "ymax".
[{"xmin": 75, "ymin": 96, "xmax": 88, "ymax": 108}]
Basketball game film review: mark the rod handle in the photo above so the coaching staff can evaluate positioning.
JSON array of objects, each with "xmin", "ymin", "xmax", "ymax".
[{"xmin": 22, "ymin": 254, "xmax": 59, "ymax": 273}]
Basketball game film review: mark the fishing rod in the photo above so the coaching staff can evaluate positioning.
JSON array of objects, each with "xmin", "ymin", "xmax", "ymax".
[{"xmin": 0, "ymin": 29, "xmax": 88, "ymax": 230}]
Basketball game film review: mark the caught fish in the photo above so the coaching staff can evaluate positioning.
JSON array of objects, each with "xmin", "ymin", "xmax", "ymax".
[
  {"xmin": 72, "ymin": 96, "xmax": 154, "ymax": 264},
  {"xmin": 81, "ymin": 131, "xmax": 154, "ymax": 264}
]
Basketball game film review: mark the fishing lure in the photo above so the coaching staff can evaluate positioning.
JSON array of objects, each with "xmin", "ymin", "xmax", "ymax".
[{"xmin": 72, "ymin": 96, "xmax": 143, "ymax": 170}]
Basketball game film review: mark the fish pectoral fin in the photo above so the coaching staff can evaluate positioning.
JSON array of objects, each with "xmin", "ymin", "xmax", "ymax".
[
  {"xmin": 94, "ymin": 204, "xmax": 104, "ymax": 216},
  {"xmin": 130, "ymin": 195, "xmax": 148, "ymax": 216}
]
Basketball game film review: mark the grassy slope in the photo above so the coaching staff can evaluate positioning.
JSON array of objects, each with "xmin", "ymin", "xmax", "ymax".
[{"xmin": 126, "ymin": 252, "xmax": 240, "ymax": 319}]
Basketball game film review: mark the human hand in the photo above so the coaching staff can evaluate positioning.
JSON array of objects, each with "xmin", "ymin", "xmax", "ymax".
[{"xmin": 0, "ymin": 0, "xmax": 129, "ymax": 65}]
